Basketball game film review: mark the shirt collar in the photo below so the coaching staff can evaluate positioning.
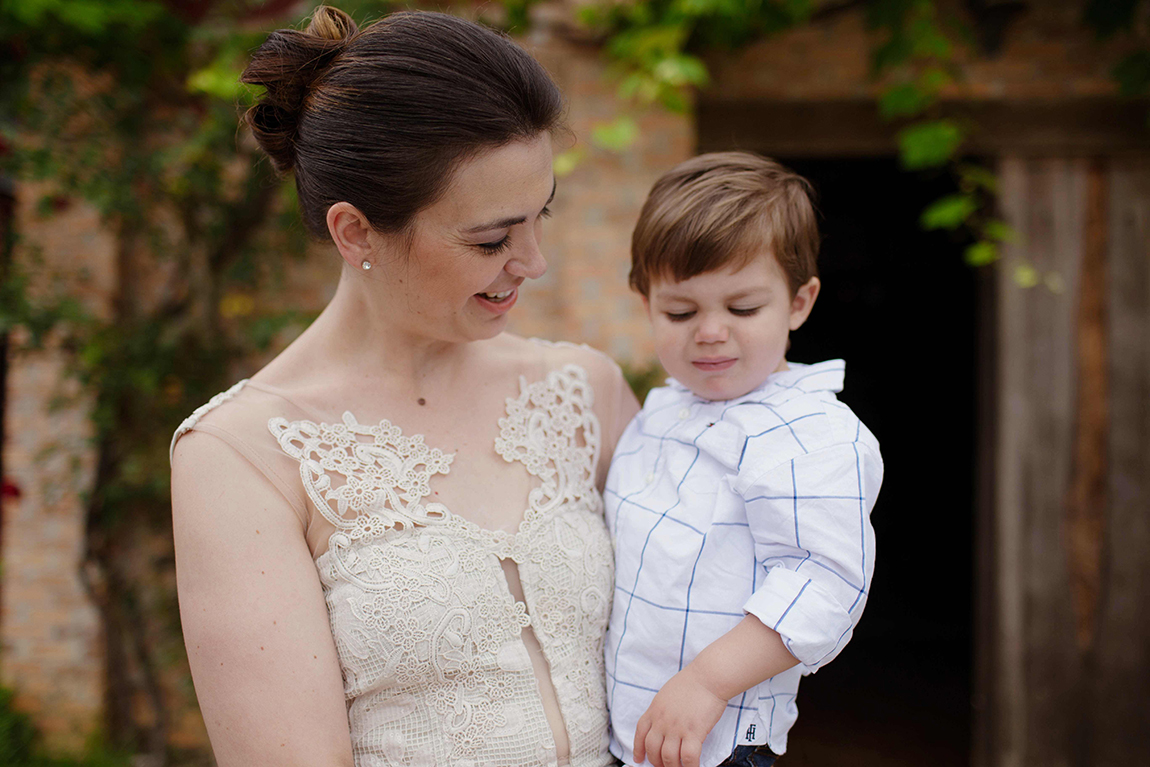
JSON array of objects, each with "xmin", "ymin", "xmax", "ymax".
[{"xmin": 666, "ymin": 359, "xmax": 846, "ymax": 401}]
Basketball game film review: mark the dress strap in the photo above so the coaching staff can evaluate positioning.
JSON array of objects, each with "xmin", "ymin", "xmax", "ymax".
[{"xmin": 169, "ymin": 379, "xmax": 250, "ymax": 464}]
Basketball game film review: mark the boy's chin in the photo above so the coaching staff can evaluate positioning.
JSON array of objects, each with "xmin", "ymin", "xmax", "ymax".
[{"xmin": 686, "ymin": 376, "xmax": 757, "ymax": 402}]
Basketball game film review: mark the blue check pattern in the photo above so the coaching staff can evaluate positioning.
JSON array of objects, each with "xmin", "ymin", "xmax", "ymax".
[{"xmin": 604, "ymin": 360, "xmax": 883, "ymax": 767}]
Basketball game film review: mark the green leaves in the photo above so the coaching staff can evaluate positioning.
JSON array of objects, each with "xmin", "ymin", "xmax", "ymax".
[
  {"xmin": 1113, "ymin": 50, "xmax": 1150, "ymax": 97},
  {"xmin": 1082, "ymin": 0, "xmax": 1142, "ymax": 40},
  {"xmin": 879, "ymin": 83, "xmax": 933, "ymax": 119},
  {"xmin": 1, "ymin": 0, "xmax": 164, "ymax": 35},
  {"xmin": 920, "ymin": 194, "xmax": 977, "ymax": 229},
  {"xmin": 586, "ymin": 0, "xmax": 813, "ymax": 112},
  {"xmin": 897, "ymin": 119, "xmax": 964, "ymax": 169},
  {"xmin": 591, "ymin": 116, "xmax": 641, "ymax": 151},
  {"xmin": 963, "ymin": 241, "xmax": 998, "ymax": 267}
]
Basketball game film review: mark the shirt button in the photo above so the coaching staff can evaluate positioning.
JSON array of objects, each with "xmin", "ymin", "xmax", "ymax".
[
  {"xmin": 678, "ymin": 408, "xmax": 690, "ymax": 420},
  {"xmin": 645, "ymin": 473, "xmax": 655, "ymax": 484}
]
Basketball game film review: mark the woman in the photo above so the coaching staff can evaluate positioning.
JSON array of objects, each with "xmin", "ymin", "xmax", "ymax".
[{"xmin": 169, "ymin": 7, "xmax": 638, "ymax": 766}]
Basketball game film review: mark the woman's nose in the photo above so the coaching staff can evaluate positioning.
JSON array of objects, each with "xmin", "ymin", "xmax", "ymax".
[{"xmin": 507, "ymin": 238, "xmax": 547, "ymax": 280}]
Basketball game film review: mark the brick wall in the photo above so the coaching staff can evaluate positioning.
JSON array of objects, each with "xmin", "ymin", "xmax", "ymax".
[
  {"xmin": 1, "ymin": 187, "xmax": 113, "ymax": 752},
  {"xmin": 0, "ymin": 19, "xmax": 690, "ymax": 753},
  {"xmin": 704, "ymin": 0, "xmax": 1136, "ymax": 102},
  {"xmin": 3, "ymin": 0, "xmax": 1140, "ymax": 753}
]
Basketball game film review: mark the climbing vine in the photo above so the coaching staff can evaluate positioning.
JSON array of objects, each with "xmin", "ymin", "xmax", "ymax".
[
  {"xmin": 576, "ymin": 0, "xmax": 1149, "ymax": 283},
  {"xmin": 0, "ymin": 0, "xmax": 1146, "ymax": 762}
]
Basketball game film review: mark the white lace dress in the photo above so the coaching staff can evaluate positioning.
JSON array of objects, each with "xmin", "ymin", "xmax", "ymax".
[{"xmin": 171, "ymin": 359, "xmax": 620, "ymax": 767}]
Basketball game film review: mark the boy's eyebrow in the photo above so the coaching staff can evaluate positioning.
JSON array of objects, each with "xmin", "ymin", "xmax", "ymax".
[{"xmin": 463, "ymin": 178, "xmax": 556, "ymax": 234}]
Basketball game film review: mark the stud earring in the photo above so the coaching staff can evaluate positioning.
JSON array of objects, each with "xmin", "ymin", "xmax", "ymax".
[{"xmin": 361, "ymin": 260, "xmax": 372, "ymax": 271}]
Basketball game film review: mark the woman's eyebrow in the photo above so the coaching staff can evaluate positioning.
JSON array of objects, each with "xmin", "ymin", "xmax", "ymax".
[
  {"xmin": 464, "ymin": 178, "xmax": 556, "ymax": 234},
  {"xmin": 464, "ymin": 215, "xmax": 525, "ymax": 234}
]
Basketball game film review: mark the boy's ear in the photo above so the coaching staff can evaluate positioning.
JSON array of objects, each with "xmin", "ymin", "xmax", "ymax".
[
  {"xmin": 640, "ymin": 294, "xmax": 650, "ymax": 315},
  {"xmin": 788, "ymin": 276, "xmax": 821, "ymax": 331}
]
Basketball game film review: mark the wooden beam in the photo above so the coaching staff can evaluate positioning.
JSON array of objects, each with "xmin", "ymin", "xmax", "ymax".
[
  {"xmin": 1094, "ymin": 157, "xmax": 1150, "ymax": 763},
  {"xmin": 994, "ymin": 157, "xmax": 1086, "ymax": 766},
  {"xmin": 698, "ymin": 99, "xmax": 1150, "ymax": 157}
]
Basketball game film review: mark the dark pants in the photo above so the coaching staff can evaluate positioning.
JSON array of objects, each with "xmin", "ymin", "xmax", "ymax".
[{"xmin": 717, "ymin": 744, "xmax": 779, "ymax": 767}]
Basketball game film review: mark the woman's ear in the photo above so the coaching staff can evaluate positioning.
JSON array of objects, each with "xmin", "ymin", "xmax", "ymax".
[
  {"xmin": 327, "ymin": 202, "xmax": 379, "ymax": 270},
  {"xmin": 788, "ymin": 276, "xmax": 821, "ymax": 331}
]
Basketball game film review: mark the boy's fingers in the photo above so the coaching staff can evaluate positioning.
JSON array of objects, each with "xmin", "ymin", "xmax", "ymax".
[
  {"xmin": 661, "ymin": 735, "xmax": 683, "ymax": 767},
  {"xmin": 681, "ymin": 739, "xmax": 702, "ymax": 767},
  {"xmin": 646, "ymin": 730, "xmax": 666, "ymax": 767},
  {"xmin": 634, "ymin": 717, "xmax": 651, "ymax": 762}
]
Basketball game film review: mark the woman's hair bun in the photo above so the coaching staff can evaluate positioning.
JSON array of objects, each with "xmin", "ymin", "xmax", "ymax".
[
  {"xmin": 305, "ymin": 5, "xmax": 357, "ymax": 42},
  {"xmin": 240, "ymin": 5, "xmax": 358, "ymax": 172}
]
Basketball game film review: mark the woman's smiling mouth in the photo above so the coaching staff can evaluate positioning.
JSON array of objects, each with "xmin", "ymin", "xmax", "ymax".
[{"xmin": 474, "ymin": 287, "xmax": 519, "ymax": 314}]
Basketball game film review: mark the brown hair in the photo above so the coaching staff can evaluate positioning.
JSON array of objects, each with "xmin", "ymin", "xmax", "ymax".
[
  {"xmin": 241, "ymin": 6, "xmax": 564, "ymax": 239},
  {"xmin": 630, "ymin": 152, "xmax": 820, "ymax": 297}
]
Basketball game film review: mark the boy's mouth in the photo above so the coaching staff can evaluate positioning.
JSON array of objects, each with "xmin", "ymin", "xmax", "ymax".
[{"xmin": 692, "ymin": 357, "xmax": 737, "ymax": 372}]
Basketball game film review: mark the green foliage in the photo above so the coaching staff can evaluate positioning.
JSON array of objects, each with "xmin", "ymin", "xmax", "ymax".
[
  {"xmin": 621, "ymin": 360, "xmax": 666, "ymax": 404},
  {"xmin": 1083, "ymin": 0, "xmax": 1150, "ymax": 99},
  {"xmin": 0, "ymin": 687, "xmax": 130, "ymax": 767},
  {"xmin": 920, "ymin": 193, "xmax": 977, "ymax": 230},
  {"xmin": 897, "ymin": 119, "xmax": 964, "ymax": 169},
  {"xmin": 580, "ymin": 0, "xmax": 812, "ymax": 111},
  {"xmin": 1082, "ymin": 0, "xmax": 1143, "ymax": 40},
  {"xmin": 963, "ymin": 241, "xmax": 998, "ymax": 267},
  {"xmin": 0, "ymin": 686, "xmax": 37, "ymax": 766},
  {"xmin": 591, "ymin": 115, "xmax": 641, "ymax": 151},
  {"xmin": 0, "ymin": 0, "xmax": 164, "ymax": 35},
  {"xmin": 1, "ymin": 0, "xmax": 312, "ymax": 755},
  {"xmin": 1113, "ymin": 50, "xmax": 1150, "ymax": 97}
]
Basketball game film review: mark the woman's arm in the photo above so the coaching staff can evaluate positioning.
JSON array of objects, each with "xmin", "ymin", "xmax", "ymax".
[
  {"xmin": 172, "ymin": 431, "xmax": 354, "ymax": 767},
  {"xmin": 594, "ymin": 353, "xmax": 641, "ymax": 490}
]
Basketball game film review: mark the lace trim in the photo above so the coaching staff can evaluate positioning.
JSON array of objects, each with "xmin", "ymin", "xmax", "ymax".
[
  {"xmin": 267, "ymin": 364, "xmax": 599, "ymax": 554},
  {"xmin": 169, "ymin": 379, "xmax": 249, "ymax": 463},
  {"xmin": 268, "ymin": 412, "xmax": 455, "ymax": 541}
]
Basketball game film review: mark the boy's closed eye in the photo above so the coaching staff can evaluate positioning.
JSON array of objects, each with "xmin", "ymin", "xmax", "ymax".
[{"xmin": 664, "ymin": 306, "xmax": 762, "ymax": 322}]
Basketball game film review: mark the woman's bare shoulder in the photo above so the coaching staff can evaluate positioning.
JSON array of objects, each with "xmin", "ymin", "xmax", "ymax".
[{"xmin": 505, "ymin": 334, "xmax": 622, "ymax": 381}]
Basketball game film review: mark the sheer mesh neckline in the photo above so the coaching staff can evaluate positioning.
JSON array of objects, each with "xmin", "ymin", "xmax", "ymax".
[{"xmin": 264, "ymin": 363, "xmax": 601, "ymax": 562}]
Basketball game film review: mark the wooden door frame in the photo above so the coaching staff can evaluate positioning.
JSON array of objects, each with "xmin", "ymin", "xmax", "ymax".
[{"xmin": 695, "ymin": 96, "xmax": 1150, "ymax": 767}]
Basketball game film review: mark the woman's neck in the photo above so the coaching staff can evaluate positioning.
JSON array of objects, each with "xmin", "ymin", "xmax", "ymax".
[{"xmin": 256, "ymin": 266, "xmax": 479, "ymax": 396}]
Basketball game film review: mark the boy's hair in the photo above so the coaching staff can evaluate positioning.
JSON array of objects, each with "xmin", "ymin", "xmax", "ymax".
[{"xmin": 630, "ymin": 152, "xmax": 820, "ymax": 297}]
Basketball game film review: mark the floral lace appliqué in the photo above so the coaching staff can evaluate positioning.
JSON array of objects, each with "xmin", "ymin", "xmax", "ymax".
[
  {"xmin": 266, "ymin": 364, "xmax": 612, "ymax": 767},
  {"xmin": 268, "ymin": 412, "xmax": 455, "ymax": 542}
]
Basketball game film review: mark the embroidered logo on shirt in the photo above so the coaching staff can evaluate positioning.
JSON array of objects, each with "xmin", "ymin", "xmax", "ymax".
[{"xmin": 746, "ymin": 724, "xmax": 756, "ymax": 740}]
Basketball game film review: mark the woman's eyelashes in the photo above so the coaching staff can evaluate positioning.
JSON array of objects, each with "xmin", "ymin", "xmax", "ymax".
[
  {"xmin": 477, "ymin": 235, "xmax": 511, "ymax": 254},
  {"xmin": 475, "ymin": 207, "xmax": 551, "ymax": 254}
]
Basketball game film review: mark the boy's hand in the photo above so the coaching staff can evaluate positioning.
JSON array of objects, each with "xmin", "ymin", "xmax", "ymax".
[{"xmin": 633, "ymin": 665, "xmax": 727, "ymax": 767}]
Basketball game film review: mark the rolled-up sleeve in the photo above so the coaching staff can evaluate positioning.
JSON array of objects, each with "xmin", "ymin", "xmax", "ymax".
[{"xmin": 733, "ymin": 441, "xmax": 882, "ymax": 671}]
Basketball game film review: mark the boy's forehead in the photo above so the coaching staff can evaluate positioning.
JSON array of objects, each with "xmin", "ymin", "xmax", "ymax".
[{"xmin": 648, "ymin": 252, "xmax": 784, "ymax": 299}]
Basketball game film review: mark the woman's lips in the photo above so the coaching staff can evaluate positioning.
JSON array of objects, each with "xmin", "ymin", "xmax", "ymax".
[
  {"xmin": 474, "ymin": 287, "xmax": 518, "ymax": 315},
  {"xmin": 692, "ymin": 358, "xmax": 737, "ymax": 372}
]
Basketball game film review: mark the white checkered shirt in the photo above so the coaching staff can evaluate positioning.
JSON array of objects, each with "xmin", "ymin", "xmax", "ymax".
[{"xmin": 604, "ymin": 360, "xmax": 883, "ymax": 766}]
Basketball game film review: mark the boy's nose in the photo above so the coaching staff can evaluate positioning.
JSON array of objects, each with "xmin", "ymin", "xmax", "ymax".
[{"xmin": 695, "ymin": 316, "xmax": 729, "ymax": 344}]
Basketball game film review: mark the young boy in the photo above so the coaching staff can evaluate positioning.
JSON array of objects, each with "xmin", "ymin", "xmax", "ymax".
[{"xmin": 604, "ymin": 152, "xmax": 883, "ymax": 767}]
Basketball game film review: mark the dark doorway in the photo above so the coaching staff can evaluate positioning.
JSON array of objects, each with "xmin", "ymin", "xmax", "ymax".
[{"xmin": 776, "ymin": 158, "xmax": 978, "ymax": 766}]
